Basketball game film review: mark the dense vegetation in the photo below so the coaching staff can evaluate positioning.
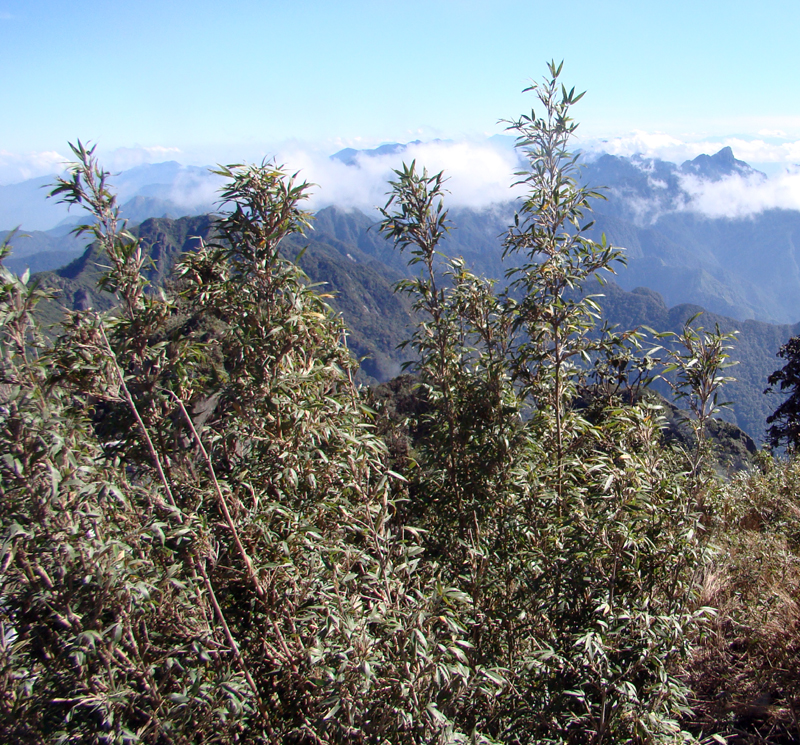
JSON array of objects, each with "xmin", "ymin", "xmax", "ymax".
[
  {"xmin": 27, "ymin": 202, "xmax": 795, "ymax": 443},
  {"xmin": 765, "ymin": 336, "xmax": 800, "ymax": 451},
  {"xmin": 1, "ymin": 65, "xmax": 799, "ymax": 743}
]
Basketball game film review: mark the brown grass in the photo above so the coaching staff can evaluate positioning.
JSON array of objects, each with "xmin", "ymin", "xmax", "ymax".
[{"xmin": 681, "ymin": 459, "xmax": 800, "ymax": 743}]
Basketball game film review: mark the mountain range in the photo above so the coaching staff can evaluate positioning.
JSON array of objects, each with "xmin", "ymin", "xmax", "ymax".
[
  {"xmin": 20, "ymin": 203, "xmax": 794, "ymax": 444},
  {"xmin": 580, "ymin": 147, "xmax": 800, "ymax": 324},
  {"xmin": 5, "ymin": 143, "xmax": 800, "ymax": 441}
]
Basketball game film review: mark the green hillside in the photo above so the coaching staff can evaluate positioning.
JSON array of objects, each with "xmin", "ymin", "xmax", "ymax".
[
  {"xmin": 6, "ymin": 76, "xmax": 800, "ymax": 743},
  {"xmin": 27, "ymin": 202, "xmax": 795, "ymax": 441},
  {"xmin": 595, "ymin": 281, "xmax": 799, "ymax": 441}
]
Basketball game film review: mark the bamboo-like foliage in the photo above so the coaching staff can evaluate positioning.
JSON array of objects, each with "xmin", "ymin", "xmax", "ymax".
[
  {"xmin": 377, "ymin": 63, "xmax": 715, "ymax": 744},
  {"xmin": 502, "ymin": 61, "xmax": 625, "ymax": 498},
  {"xmin": 0, "ymin": 65, "xmax": 738, "ymax": 744},
  {"xmin": 0, "ymin": 150, "xmax": 484, "ymax": 744},
  {"xmin": 662, "ymin": 315, "xmax": 738, "ymax": 482}
]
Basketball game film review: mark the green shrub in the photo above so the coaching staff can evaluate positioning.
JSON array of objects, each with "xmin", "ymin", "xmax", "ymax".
[
  {"xmin": 1, "ymin": 68, "xmax": 739, "ymax": 744},
  {"xmin": 376, "ymin": 63, "xmax": 712, "ymax": 743}
]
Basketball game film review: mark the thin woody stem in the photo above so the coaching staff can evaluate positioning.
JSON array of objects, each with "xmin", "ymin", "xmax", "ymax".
[
  {"xmin": 101, "ymin": 327, "xmax": 275, "ymax": 736},
  {"xmin": 99, "ymin": 324, "xmax": 178, "ymax": 512},
  {"xmin": 166, "ymin": 390, "xmax": 265, "ymax": 599}
]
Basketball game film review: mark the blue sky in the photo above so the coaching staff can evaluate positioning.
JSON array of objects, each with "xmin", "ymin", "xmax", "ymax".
[{"xmin": 2, "ymin": 0, "xmax": 800, "ymax": 182}]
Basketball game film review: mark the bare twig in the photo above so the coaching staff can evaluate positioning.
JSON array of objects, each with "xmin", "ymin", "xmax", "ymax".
[
  {"xmin": 99, "ymin": 324, "xmax": 178, "ymax": 512},
  {"xmin": 166, "ymin": 390, "xmax": 265, "ymax": 598}
]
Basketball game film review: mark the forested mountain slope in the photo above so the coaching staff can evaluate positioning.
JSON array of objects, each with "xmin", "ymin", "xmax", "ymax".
[
  {"xmin": 582, "ymin": 148, "xmax": 800, "ymax": 323},
  {"xmin": 33, "ymin": 211, "xmax": 415, "ymax": 383},
  {"xmin": 29, "ymin": 205, "xmax": 794, "ymax": 441},
  {"xmin": 595, "ymin": 281, "xmax": 799, "ymax": 440}
]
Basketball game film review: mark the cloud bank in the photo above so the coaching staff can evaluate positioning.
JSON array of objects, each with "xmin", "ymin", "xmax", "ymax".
[
  {"xmin": 285, "ymin": 134, "xmax": 800, "ymax": 221},
  {"xmin": 0, "ymin": 140, "xmax": 522, "ymax": 220},
  {"xmin": 679, "ymin": 167, "xmax": 800, "ymax": 219},
  {"xmin": 583, "ymin": 131, "xmax": 800, "ymax": 171},
  {"xmin": 6, "ymin": 132, "xmax": 800, "ymax": 229},
  {"xmin": 277, "ymin": 139, "xmax": 524, "ymax": 214},
  {"xmin": 0, "ymin": 149, "xmax": 69, "ymax": 184},
  {"xmin": 581, "ymin": 131, "xmax": 800, "ymax": 219},
  {"xmin": 0, "ymin": 145, "xmax": 190, "ymax": 186}
]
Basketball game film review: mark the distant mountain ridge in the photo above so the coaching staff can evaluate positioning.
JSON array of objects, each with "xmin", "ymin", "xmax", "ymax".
[
  {"xmin": 679, "ymin": 145, "xmax": 761, "ymax": 181},
  {"xmin": 330, "ymin": 139, "xmax": 452, "ymax": 166},
  {"xmin": 578, "ymin": 149, "xmax": 800, "ymax": 323},
  {"xmin": 331, "ymin": 141, "xmax": 422, "ymax": 166},
  {"xmin": 26, "ymin": 205, "xmax": 797, "ymax": 442},
  {"xmin": 0, "ymin": 161, "xmax": 222, "ymax": 233}
]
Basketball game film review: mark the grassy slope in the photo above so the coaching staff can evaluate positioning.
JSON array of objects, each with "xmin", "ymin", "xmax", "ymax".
[{"xmin": 680, "ymin": 458, "xmax": 800, "ymax": 742}]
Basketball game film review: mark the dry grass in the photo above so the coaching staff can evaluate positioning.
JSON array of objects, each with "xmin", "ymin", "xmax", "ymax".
[{"xmin": 681, "ymin": 458, "xmax": 800, "ymax": 743}]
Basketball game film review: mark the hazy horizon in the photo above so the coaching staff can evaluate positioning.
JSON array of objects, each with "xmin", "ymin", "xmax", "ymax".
[
  {"xmin": 3, "ymin": 1, "xmax": 800, "ymax": 176},
  {"xmin": 4, "ymin": 0, "xmax": 800, "ymax": 226}
]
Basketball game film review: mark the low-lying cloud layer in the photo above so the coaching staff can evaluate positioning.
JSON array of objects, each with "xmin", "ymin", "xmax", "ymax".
[
  {"xmin": 583, "ymin": 132, "xmax": 800, "ymax": 220},
  {"xmin": 0, "ymin": 141, "xmax": 523, "ymax": 225},
  {"xmin": 277, "ymin": 139, "xmax": 524, "ymax": 214},
  {"xmin": 679, "ymin": 168, "xmax": 800, "ymax": 219},
  {"xmin": 7, "ymin": 132, "xmax": 800, "ymax": 230}
]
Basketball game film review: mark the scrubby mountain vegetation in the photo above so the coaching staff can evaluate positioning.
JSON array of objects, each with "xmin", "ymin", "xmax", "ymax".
[
  {"xmin": 2, "ymin": 64, "xmax": 800, "ymax": 743},
  {"xmin": 25, "ymin": 203, "xmax": 796, "ymax": 442}
]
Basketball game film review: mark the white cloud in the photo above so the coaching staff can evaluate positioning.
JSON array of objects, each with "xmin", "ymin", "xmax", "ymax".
[
  {"xmin": 714, "ymin": 138, "xmax": 800, "ymax": 165},
  {"xmin": 276, "ymin": 139, "xmax": 523, "ymax": 214},
  {"xmin": 580, "ymin": 130, "xmax": 800, "ymax": 219},
  {"xmin": 0, "ymin": 145, "xmax": 189, "ymax": 186},
  {"xmin": 680, "ymin": 167, "xmax": 800, "ymax": 219},
  {"xmin": 0, "ymin": 149, "xmax": 69, "ymax": 184},
  {"xmin": 167, "ymin": 169, "xmax": 225, "ymax": 210}
]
